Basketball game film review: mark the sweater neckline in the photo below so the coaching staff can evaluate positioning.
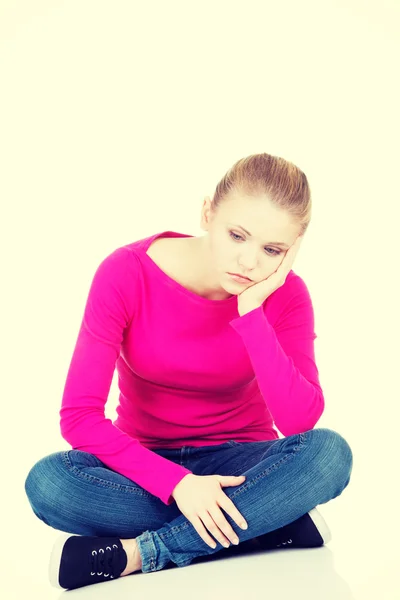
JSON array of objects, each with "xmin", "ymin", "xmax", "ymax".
[{"xmin": 140, "ymin": 230, "xmax": 238, "ymax": 307}]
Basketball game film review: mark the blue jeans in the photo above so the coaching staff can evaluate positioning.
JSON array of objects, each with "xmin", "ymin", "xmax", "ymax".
[{"xmin": 24, "ymin": 427, "xmax": 353, "ymax": 574}]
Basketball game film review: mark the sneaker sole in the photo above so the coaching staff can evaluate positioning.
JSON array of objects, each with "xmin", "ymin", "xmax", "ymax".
[
  {"xmin": 308, "ymin": 508, "xmax": 332, "ymax": 545},
  {"xmin": 48, "ymin": 532, "xmax": 78, "ymax": 589}
]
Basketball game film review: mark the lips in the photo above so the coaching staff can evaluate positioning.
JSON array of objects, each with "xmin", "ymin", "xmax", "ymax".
[{"xmin": 229, "ymin": 273, "xmax": 252, "ymax": 281}]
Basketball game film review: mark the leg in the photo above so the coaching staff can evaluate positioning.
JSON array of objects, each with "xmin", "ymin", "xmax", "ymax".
[
  {"xmin": 24, "ymin": 448, "xmax": 183, "ymax": 538},
  {"xmin": 24, "ymin": 448, "xmax": 184, "ymax": 586},
  {"xmin": 119, "ymin": 538, "xmax": 142, "ymax": 575},
  {"xmin": 135, "ymin": 428, "xmax": 353, "ymax": 573}
]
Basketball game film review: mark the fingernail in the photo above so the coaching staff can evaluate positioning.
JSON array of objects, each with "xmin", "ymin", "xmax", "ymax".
[{"xmin": 240, "ymin": 522, "xmax": 248, "ymax": 529}]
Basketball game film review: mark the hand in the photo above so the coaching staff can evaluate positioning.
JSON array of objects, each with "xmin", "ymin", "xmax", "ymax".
[
  {"xmin": 237, "ymin": 234, "xmax": 304, "ymax": 316},
  {"xmin": 171, "ymin": 473, "xmax": 248, "ymax": 549}
]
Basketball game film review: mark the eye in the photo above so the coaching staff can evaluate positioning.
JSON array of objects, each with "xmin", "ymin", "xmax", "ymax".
[{"xmin": 229, "ymin": 231, "xmax": 282, "ymax": 256}]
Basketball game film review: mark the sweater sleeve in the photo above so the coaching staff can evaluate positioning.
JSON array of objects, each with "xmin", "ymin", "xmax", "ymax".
[
  {"xmin": 229, "ymin": 274, "xmax": 324, "ymax": 437},
  {"xmin": 59, "ymin": 247, "xmax": 192, "ymax": 506}
]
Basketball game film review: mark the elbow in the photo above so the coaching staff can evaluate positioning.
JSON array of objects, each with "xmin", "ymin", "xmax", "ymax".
[{"xmin": 277, "ymin": 389, "xmax": 325, "ymax": 437}]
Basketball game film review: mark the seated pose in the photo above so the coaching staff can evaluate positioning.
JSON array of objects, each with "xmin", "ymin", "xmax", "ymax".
[{"xmin": 24, "ymin": 152, "xmax": 353, "ymax": 591}]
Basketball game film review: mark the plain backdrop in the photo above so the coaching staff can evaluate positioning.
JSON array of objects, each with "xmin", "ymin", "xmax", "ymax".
[{"xmin": 1, "ymin": 1, "xmax": 399, "ymax": 599}]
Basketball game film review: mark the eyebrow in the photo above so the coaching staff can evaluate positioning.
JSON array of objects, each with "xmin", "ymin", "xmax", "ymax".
[{"xmin": 232, "ymin": 225, "xmax": 290, "ymax": 248}]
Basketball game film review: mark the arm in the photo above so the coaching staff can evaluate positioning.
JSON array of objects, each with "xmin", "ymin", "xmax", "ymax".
[
  {"xmin": 229, "ymin": 275, "xmax": 324, "ymax": 437},
  {"xmin": 59, "ymin": 247, "xmax": 192, "ymax": 505}
]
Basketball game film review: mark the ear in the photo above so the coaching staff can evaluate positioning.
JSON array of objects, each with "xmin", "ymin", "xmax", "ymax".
[{"xmin": 200, "ymin": 196, "xmax": 213, "ymax": 231}]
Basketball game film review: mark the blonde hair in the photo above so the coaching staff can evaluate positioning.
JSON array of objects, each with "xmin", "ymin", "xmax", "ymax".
[{"xmin": 211, "ymin": 152, "xmax": 312, "ymax": 235}]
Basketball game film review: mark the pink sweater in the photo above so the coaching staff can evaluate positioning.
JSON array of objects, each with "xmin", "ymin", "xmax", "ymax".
[{"xmin": 60, "ymin": 231, "xmax": 324, "ymax": 505}]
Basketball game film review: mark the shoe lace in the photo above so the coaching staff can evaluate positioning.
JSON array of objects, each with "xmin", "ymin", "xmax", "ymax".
[
  {"xmin": 90, "ymin": 543, "xmax": 121, "ymax": 579},
  {"xmin": 276, "ymin": 537, "xmax": 293, "ymax": 547}
]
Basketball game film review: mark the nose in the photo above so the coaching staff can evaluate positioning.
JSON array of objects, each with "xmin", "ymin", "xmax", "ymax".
[{"xmin": 238, "ymin": 249, "xmax": 259, "ymax": 271}]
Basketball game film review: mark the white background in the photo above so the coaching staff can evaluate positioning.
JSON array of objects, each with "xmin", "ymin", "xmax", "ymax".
[{"xmin": 1, "ymin": 1, "xmax": 399, "ymax": 598}]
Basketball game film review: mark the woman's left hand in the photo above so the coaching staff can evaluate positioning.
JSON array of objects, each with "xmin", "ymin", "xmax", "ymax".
[{"xmin": 237, "ymin": 234, "xmax": 304, "ymax": 316}]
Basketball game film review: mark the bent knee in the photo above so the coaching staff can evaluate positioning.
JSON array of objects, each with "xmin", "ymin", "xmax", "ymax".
[
  {"xmin": 24, "ymin": 452, "xmax": 65, "ymax": 521},
  {"xmin": 312, "ymin": 428, "xmax": 353, "ymax": 483}
]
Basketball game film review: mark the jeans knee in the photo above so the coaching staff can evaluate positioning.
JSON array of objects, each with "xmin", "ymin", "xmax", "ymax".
[
  {"xmin": 24, "ymin": 454, "xmax": 58, "ymax": 522},
  {"xmin": 25, "ymin": 458, "xmax": 45, "ymax": 502},
  {"xmin": 313, "ymin": 428, "xmax": 353, "ymax": 488}
]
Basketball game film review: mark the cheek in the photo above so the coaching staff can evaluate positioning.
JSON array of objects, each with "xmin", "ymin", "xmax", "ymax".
[{"xmin": 217, "ymin": 245, "xmax": 231, "ymax": 265}]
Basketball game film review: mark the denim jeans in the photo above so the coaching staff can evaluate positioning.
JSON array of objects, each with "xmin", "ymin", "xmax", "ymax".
[{"xmin": 24, "ymin": 427, "xmax": 353, "ymax": 574}]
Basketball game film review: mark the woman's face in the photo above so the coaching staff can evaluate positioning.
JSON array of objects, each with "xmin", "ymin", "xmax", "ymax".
[{"xmin": 200, "ymin": 192, "xmax": 301, "ymax": 294}]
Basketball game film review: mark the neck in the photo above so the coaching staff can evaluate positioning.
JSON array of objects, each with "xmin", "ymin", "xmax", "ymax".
[{"xmin": 184, "ymin": 235, "xmax": 233, "ymax": 300}]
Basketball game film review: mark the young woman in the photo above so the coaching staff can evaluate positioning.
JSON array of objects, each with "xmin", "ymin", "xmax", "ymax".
[{"xmin": 24, "ymin": 152, "xmax": 353, "ymax": 590}]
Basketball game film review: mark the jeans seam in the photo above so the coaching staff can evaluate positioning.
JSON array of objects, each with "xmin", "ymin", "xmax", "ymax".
[
  {"xmin": 61, "ymin": 450, "xmax": 151, "ymax": 498},
  {"xmin": 137, "ymin": 531, "xmax": 158, "ymax": 572}
]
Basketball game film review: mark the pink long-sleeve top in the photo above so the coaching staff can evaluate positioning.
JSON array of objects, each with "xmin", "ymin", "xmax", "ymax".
[{"xmin": 59, "ymin": 230, "xmax": 324, "ymax": 506}]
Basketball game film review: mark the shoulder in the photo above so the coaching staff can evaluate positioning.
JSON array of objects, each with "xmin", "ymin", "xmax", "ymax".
[{"xmin": 94, "ymin": 244, "xmax": 141, "ymax": 280}]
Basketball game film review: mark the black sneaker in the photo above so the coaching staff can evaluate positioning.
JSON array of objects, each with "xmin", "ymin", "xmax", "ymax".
[
  {"xmin": 48, "ymin": 532, "xmax": 128, "ymax": 590},
  {"xmin": 191, "ymin": 507, "xmax": 331, "ymax": 566},
  {"xmin": 254, "ymin": 507, "xmax": 332, "ymax": 551}
]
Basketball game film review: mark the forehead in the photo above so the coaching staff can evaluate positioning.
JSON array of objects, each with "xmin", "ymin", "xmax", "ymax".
[
  {"xmin": 223, "ymin": 203, "xmax": 292, "ymax": 234},
  {"xmin": 221, "ymin": 193, "xmax": 287, "ymax": 220}
]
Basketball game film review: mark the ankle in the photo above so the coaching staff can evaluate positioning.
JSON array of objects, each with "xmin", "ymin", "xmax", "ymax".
[
  {"xmin": 120, "ymin": 538, "xmax": 142, "ymax": 576},
  {"xmin": 133, "ymin": 539, "xmax": 142, "ymax": 570}
]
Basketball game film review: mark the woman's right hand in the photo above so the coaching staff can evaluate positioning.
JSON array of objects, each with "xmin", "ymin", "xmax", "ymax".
[{"xmin": 171, "ymin": 473, "xmax": 248, "ymax": 549}]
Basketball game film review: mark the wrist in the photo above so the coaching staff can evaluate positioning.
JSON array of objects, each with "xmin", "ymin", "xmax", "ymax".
[
  {"xmin": 238, "ymin": 304, "xmax": 260, "ymax": 317},
  {"xmin": 171, "ymin": 473, "xmax": 193, "ymax": 498}
]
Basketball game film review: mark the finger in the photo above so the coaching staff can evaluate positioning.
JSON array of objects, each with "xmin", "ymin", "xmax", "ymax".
[
  {"xmin": 287, "ymin": 237, "xmax": 302, "ymax": 256},
  {"xmin": 281, "ymin": 236, "xmax": 302, "ymax": 269},
  {"xmin": 208, "ymin": 506, "xmax": 240, "ymax": 546},
  {"xmin": 290, "ymin": 235, "xmax": 303, "ymax": 254},
  {"xmin": 191, "ymin": 514, "xmax": 218, "ymax": 549},
  {"xmin": 201, "ymin": 511, "xmax": 232, "ymax": 548},
  {"xmin": 218, "ymin": 494, "xmax": 247, "ymax": 533}
]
